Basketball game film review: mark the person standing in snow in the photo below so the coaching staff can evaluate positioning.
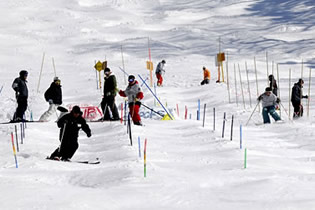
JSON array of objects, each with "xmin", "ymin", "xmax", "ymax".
[
  {"xmin": 291, "ymin": 78, "xmax": 308, "ymax": 118},
  {"xmin": 39, "ymin": 77, "xmax": 62, "ymax": 122},
  {"xmin": 11, "ymin": 70, "xmax": 29, "ymax": 122},
  {"xmin": 268, "ymin": 74, "xmax": 278, "ymax": 96},
  {"xmin": 48, "ymin": 106, "xmax": 91, "ymax": 161},
  {"xmin": 155, "ymin": 60, "xmax": 166, "ymax": 86},
  {"xmin": 119, "ymin": 75, "xmax": 144, "ymax": 126},
  {"xmin": 201, "ymin": 66, "xmax": 210, "ymax": 85},
  {"xmin": 257, "ymin": 87, "xmax": 281, "ymax": 124},
  {"xmin": 100, "ymin": 67, "xmax": 120, "ymax": 121}
]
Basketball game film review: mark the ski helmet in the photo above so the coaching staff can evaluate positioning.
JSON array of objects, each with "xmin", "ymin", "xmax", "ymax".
[{"xmin": 128, "ymin": 75, "xmax": 135, "ymax": 83}]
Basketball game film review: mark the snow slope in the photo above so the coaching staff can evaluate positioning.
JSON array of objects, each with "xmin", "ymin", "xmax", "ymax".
[{"xmin": 1, "ymin": 0, "xmax": 315, "ymax": 209}]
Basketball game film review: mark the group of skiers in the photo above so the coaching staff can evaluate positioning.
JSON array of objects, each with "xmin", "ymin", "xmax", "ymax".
[{"xmin": 257, "ymin": 74, "xmax": 308, "ymax": 124}]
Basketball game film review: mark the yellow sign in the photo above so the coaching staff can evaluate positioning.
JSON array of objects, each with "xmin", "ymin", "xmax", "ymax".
[
  {"xmin": 94, "ymin": 61, "xmax": 103, "ymax": 72},
  {"xmin": 146, "ymin": 61, "xmax": 153, "ymax": 71}
]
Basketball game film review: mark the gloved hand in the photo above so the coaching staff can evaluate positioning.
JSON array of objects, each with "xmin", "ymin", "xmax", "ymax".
[
  {"xmin": 48, "ymin": 99, "xmax": 53, "ymax": 104},
  {"xmin": 15, "ymin": 91, "xmax": 20, "ymax": 99},
  {"xmin": 87, "ymin": 132, "xmax": 92, "ymax": 138},
  {"xmin": 276, "ymin": 98, "xmax": 280, "ymax": 103},
  {"xmin": 257, "ymin": 95, "xmax": 262, "ymax": 101},
  {"xmin": 303, "ymin": 95, "xmax": 309, "ymax": 99}
]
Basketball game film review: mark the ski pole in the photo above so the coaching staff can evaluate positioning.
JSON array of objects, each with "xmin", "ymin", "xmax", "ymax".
[
  {"xmin": 142, "ymin": 104, "xmax": 164, "ymax": 117},
  {"xmin": 279, "ymin": 102, "xmax": 291, "ymax": 121},
  {"xmin": 58, "ymin": 123, "xmax": 67, "ymax": 153},
  {"xmin": 245, "ymin": 101, "xmax": 260, "ymax": 126}
]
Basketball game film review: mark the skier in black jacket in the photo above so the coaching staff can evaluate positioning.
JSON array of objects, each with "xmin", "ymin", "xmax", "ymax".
[
  {"xmin": 291, "ymin": 79, "xmax": 308, "ymax": 118},
  {"xmin": 39, "ymin": 77, "xmax": 62, "ymax": 121},
  {"xmin": 100, "ymin": 67, "xmax": 120, "ymax": 120},
  {"xmin": 48, "ymin": 106, "xmax": 91, "ymax": 161},
  {"xmin": 11, "ymin": 70, "xmax": 28, "ymax": 122}
]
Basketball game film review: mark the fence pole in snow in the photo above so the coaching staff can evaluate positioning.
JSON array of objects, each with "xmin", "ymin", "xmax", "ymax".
[
  {"xmin": 121, "ymin": 45, "xmax": 127, "ymax": 85},
  {"xmin": 176, "ymin": 104, "xmax": 179, "ymax": 117},
  {"xmin": 254, "ymin": 56, "xmax": 260, "ymax": 112},
  {"xmin": 37, "ymin": 52, "xmax": 45, "ymax": 93},
  {"xmin": 213, "ymin": 107, "xmax": 216, "ymax": 131},
  {"xmin": 202, "ymin": 104, "xmax": 206, "ymax": 127},
  {"xmin": 0, "ymin": 85, "xmax": 3, "ymax": 95},
  {"xmin": 289, "ymin": 68, "xmax": 292, "ymax": 120},
  {"xmin": 266, "ymin": 51, "xmax": 269, "ymax": 86},
  {"xmin": 52, "ymin": 57, "xmax": 57, "ymax": 77},
  {"xmin": 222, "ymin": 112, "xmax": 226, "ymax": 138},
  {"xmin": 124, "ymin": 101, "xmax": 127, "ymax": 126},
  {"xmin": 245, "ymin": 61, "xmax": 252, "ymax": 108},
  {"xmin": 11, "ymin": 132, "xmax": 18, "ymax": 168},
  {"xmin": 238, "ymin": 63, "xmax": 246, "ymax": 110},
  {"xmin": 234, "ymin": 64, "xmax": 238, "ymax": 106},
  {"xmin": 240, "ymin": 125, "xmax": 242, "ymax": 149},
  {"xmin": 277, "ymin": 63, "xmax": 281, "ymax": 118},
  {"xmin": 144, "ymin": 138, "xmax": 147, "ymax": 177},
  {"xmin": 307, "ymin": 68, "xmax": 312, "ymax": 117},
  {"xmin": 230, "ymin": 115, "xmax": 234, "ymax": 141},
  {"xmin": 226, "ymin": 51, "xmax": 231, "ymax": 103}
]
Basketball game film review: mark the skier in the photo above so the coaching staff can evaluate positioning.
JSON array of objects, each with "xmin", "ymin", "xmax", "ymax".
[
  {"xmin": 258, "ymin": 87, "xmax": 281, "ymax": 124},
  {"xmin": 155, "ymin": 60, "xmax": 166, "ymax": 86},
  {"xmin": 100, "ymin": 67, "xmax": 120, "ymax": 121},
  {"xmin": 48, "ymin": 106, "xmax": 91, "ymax": 161},
  {"xmin": 268, "ymin": 74, "xmax": 278, "ymax": 96},
  {"xmin": 11, "ymin": 70, "xmax": 29, "ymax": 122},
  {"xmin": 291, "ymin": 79, "xmax": 308, "ymax": 118},
  {"xmin": 201, "ymin": 66, "xmax": 210, "ymax": 85},
  {"xmin": 39, "ymin": 77, "xmax": 62, "ymax": 122},
  {"xmin": 119, "ymin": 75, "xmax": 144, "ymax": 126}
]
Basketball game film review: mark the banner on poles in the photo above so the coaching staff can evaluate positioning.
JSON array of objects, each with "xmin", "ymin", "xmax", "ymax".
[
  {"xmin": 146, "ymin": 61, "xmax": 153, "ymax": 71},
  {"xmin": 94, "ymin": 61, "xmax": 103, "ymax": 72}
]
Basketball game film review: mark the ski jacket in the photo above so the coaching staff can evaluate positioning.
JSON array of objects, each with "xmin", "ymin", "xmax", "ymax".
[
  {"xmin": 269, "ymin": 76, "xmax": 278, "ymax": 96},
  {"xmin": 103, "ymin": 74, "xmax": 117, "ymax": 96},
  {"xmin": 119, "ymin": 81, "xmax": 144, "ymax": 103},
  {"xmin": 155, "ymin": 62, "xmax": 165, "ymax": 74},
  {"xmin": 44, "ymin": 82, "xmax": 62, "ymax": 105},
  {"xmin": 12, "ymin": 76, "xmax": 28, "ymax": 99},
  {"xmin": 57, "ymin": 113, "xmax": 91, "ymax": 142},
  {"xmin": 204, "ymin": 69, "xmax": 210, "ymax": 80},
  {"xmin": 258, "ymin": 92, "xmax": 278, "ymax": 108},
  {"xmin": 291, "ymin": 82, "xmax": 305, "ymax": 103}
]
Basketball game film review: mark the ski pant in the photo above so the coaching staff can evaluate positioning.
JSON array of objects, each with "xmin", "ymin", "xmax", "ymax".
[
  {"xmin": 262, "ymin": 105, "xmax": 281, "ymax": 123},
  {"xmin": 14, "ymin": 97, "xmax": 27, "ymax": 120},
  {"xmin": 39, "ymin": 104, "xmax": 58, "ymax": 121},
  {"xmin": 292, "ymin": 101, "xmax": 303, "ymax": 117},
  {"xmin": 50, "ymin": 139, "xmax": 79, "ymax": 160},
  {"xmin": 129, "ymin": 102, "xmax": 141, "ymax": 124},
  {"xmin": 101, "ymin": 95, "xmax": 120, "ymax": 120},
  {"xmin": 201, "ymin": 79, "xmax": 209, "ymax": 85},
  {"xmin": 156, "ymin": 73, "xmax": 163, "ymax": 86}
]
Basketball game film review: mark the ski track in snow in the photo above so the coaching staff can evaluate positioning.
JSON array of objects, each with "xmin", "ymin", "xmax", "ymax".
[{"xmin": 1, "ymin": 0, "xmax": 315, "ymax": 209}]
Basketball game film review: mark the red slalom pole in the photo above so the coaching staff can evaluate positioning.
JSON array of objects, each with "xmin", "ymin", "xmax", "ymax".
[
  {"xmin": 11, "ymin": 132, "xmax": 18, "ymax": 168},
  {"xmin": 185, "ymin": 106, "xmax": 188, "ymax": 120},
  {"xmin": 176, "ymin": 104, "xmax": 179, "ymax": 117}
]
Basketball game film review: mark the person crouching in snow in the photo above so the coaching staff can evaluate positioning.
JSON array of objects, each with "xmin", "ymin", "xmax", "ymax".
[
  {"xmin": 257, "ymin": 87, "xmax": 281, "ymax": 124},
  {"xmin": 39, "ymin": 77, "xmax": 62, "ymax": 122},
  {"xmin": 201, "ymin": 66, "xmax": 210, "ymax": 85},
  {"xmin": 48, "ymin": 106, "xmax": 91, "ymax": 161},
  {"xmin": 119, "ymin": 75, "xmax": 144, "ymax": 126}
]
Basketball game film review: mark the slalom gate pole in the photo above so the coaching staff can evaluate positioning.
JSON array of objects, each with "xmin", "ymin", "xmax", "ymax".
[
  {"xmin": 202, "ymin": 104, "xmax": 206, "ymax": 127},
  {"xmin": 189, "ymin": 114, "xmax": 192, "ymax": 120},
  {"xmin": 197, "ymin": 99, "xmax": 201, "ymax": 120},
  {"xmin": 230, "ymin": 115, "xmax": 234, "ymax": 141},
  {"xmin": 124, "ymin": 101, "xmax": 127, "ymax": 126},
  {"xmin": 279, "ymin": 102, "xmax": 291, "ymax": 121},
  {"xmin": 128, "ymin": 113, "xmax": 133, "ymax": 146},
  {"xmin": 15, "ymin": 125, "xmax": 19, "ymax": 152},
  {"xmin": 0, "ymin": 85, "xmax": 3, "ymax": 95},
  {"xmin": 23, "ymin": 122, "xmax": 25, "ymax": 138},
  {"xmin": 226, "ymin": 51, "xmax": 231, "ymax": 103},
  {"xmin": 254, "ymin": 56, "xmax": 260, "ymax": 112},
  {"xmin": 15, "ymin": 125, "xmax": 19, "ymax": 146},
  {"xmin": 245, "ymin": 101, "xmax": 260, "ymax": 126},
  {"xmin": 245, "ymin": 61, "xmax": 252, "ymax": 108},
  {"xmin": 176, "ymin": 104, "xmax": 179, "ymax": 117},
  {"xmin": 121, "ymin": 103, "xmax": 123, "ymax": 124},
  {"xmin": 144, "ymin": 138, "xmax": 147, "ymax": 177},
  {"xmin": 213, "ymin": 107, "xmax": 216, "ymax": 131},
  {"xmin": 52, "ymin": 57, "xmax": 57, "ymax": 77},
  {"xmin": 37, "ymin": 52, "xmax": 45, "ymax": 93},
  {"xmin": 154, "ymin": 83, "xmax": 157, "ymax": 107},
  {"xmin": 238, "ymin": 63, "xmax": 246, "ymax": 110},
  {"xmin": 140, "ymin": 77, "xmax": 149, "ymax": 87},
  {"xmin": 240, "ymin": 125, "xmax": 242, "ymax": 149},
  {"xmin": 121, "ymin": 45, "xmax": 127, "ymax": 85},
  {"xmin": 234, "ymin": 63, "xmax": 239, "ymax": 106},
  {"xmin": 185, "ymin": 106, "xmax": 188, "ymax": 120},
  {"xmin": 244, "ymin": 148, "xmax": 247, "ymax": 169},
  {"xmin": 138, "ymin": 136, "xmax": 141, "ymax": 158},
  {"xmin": 277, "ymin": 63, "xmax": 281, "ymax": 118},
  {"xmin": 95, "ymin": 61, "xmax": 98, "ymax": 90},
  {"xmin": 119, "ymin": 66, "xmax": 129, "ymax": 77},
  {"xmin": 20, "ymin": 123, "xmax": 23, "ymax": 144},
  {"xmin": 142, "ymin": 104, "xmax": 164, "ymax": 117},
  {"xmin": 222, "ymin": 112, "xmax": 226, "ymax": 138},
  {"xmin": 138, "ymin": 74, "xmax": 174, "ymax": 120},
  {"xmin": 307, "ymin": 68, "xmax": 312, "ymax": 117},
  {"xmin": 266, "ymin": 51, "xmax": 269, "ymax": 85},
  {"xmin": 11, "ymin": 132, "xmax": 18, "ymax": 168}
]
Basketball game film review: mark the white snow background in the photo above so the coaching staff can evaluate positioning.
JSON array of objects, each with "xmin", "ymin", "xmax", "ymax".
[{"xmin": 1, "ymin": 0, "xmax": 315, "ymax": 209}]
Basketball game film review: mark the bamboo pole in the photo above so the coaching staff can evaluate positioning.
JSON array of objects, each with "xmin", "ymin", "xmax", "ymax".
[
  {"xmin": 254, "ymin": 56, "xmax": 260, "ymax": 112},
  {"xmin": 238, "ymin": 63, "xmax": 246, "ymax": 109},
  {"xmin": 245, "ymin": 61, "xmax": 252, "ymax": 108},
  {"xmin": 37, "ymin": 52, "xmax": 45, "ymax": 93},
  {"xmin": 276, "ymin": 63, "xmax": 281, "ymax": 118},
  {"xmin": 289, "ymin": 68, "xmax": 292, "ymax": 120},
  {"xmin": 234, "ymin": 63, "xmax": 238, "ymax": 106},
  {"xmin": 307, "ymin": 68, "xmax": 312, "ymax": 117},
  {"xmin": 226, "ymin": 52, "xmax": 231, "ymax": 103},
  {"xmin": 266, "ymin": 51, "xmax": 269, "ymax": 86},
  {"xmin": 52, "ymin": 57, "xmax": 56, "ymax": 77},
  {"xmin": 121, "ymin": 45, "xmax": 127, "ymax": 85}
]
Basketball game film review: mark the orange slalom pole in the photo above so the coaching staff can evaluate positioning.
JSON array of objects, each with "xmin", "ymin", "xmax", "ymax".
[{"xmin": 11, "ymin": 132, "xmax": 18, "ymax": 168}]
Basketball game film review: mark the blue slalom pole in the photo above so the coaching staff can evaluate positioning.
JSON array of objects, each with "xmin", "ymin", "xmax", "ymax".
[
  {"xmin": 240, "ymin": 125, "xmax": 242, "ymax": 149},
  {"xmin": 138, "ymin": 74, "xmax": 174, "ymax": 120},
  {"xmin": 141, "ymin": 77, "xmax": 149, "ymax": 87},
  {"xmin": 118, "ymin": 67, "xmax": 129, "ymax": 77},
  {"xmin": 197, "ymin": 99, "xmax": 201, "ymax": 120}
]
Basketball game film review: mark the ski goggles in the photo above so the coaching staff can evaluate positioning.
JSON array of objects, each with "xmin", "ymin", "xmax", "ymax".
[{"xmin": 128, "ymin": 78, "xmax": 135, "ymax": 83}]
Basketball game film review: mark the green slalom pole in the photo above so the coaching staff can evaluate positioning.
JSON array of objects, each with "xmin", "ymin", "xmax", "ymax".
[{"xmin": 244, "ymin": 148, "xmax": 247, "ymax": 169}]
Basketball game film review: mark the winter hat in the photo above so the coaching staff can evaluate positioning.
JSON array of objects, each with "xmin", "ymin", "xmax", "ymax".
[
  {"xmin": 71, "ymin": 106, "xmax": 82, "ymax": 114},
  {"xmin": 162, "ymin": 60, "xmax": 166, "ymax": 64},
  {"xmin": 203, "ymin": 66, "xmax": 206, "ymax": 70},
  {"xmin": 298, "ymin": 78, "xmax": 304, "ymax": 84},
  {"xmin": 19, "ymin": 70, "xmax": 28, "ymax": 77},
  {"xmin": 128, "ymin": 75, "xmax": 135, "ymax": 82},
  {"xmin": 104, "ymin": 67, "xmax": 111, "ymax": 73},
  {"xmin": 265, "ymin": 87, "xmax": 272, "ymax": 92},
  {"xmin": 54, "ymin": 77, "xmax": 60, "ymax": 82},
  {"xmin": 268, "ymin": 75, "xmax": 274, "ymax": 80}
]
